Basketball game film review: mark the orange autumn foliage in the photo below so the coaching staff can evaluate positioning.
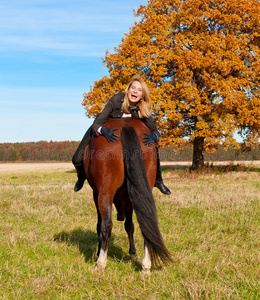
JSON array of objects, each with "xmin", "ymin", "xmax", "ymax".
[{"xmin": 82, "ymin": 0, "xmax": 260, "ymax": 166}]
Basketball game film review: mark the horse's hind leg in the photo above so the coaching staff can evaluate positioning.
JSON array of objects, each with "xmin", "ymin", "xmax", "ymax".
[
  {"xmin": 93, "ymin": 192, "xmax": 101, "ymax": 257},
  {"xmin": 113, "ymin": 197, "xmax": 125, "ymax": 221},
  {"xmin": 142, "ymin": 241, "xmax": 151, "ymax": 275},
  {"xmin": 124, "ymin": 199, "xmax": 136, "ymax": 255},
  {"xmin": 94, "ymin": 193, "xmax": 113, "ymax": 270}
]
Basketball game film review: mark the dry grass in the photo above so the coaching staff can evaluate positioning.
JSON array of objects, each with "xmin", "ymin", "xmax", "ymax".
[{"xmin": 0, "ymin": 165, "xmax": 259, "ymax": 299}]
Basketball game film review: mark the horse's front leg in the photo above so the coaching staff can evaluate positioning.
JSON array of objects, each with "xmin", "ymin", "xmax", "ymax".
[
  {"xmin": 142, "ymin": 241, "xmax": 151, "ymax": 275},
  {"xmin": 95, "ymin": 193, "xmax": 113, "ymax": 270}
]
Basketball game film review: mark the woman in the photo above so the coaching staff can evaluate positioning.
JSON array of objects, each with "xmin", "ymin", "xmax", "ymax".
[{"xmin": 72, "ymin": 75, "xmax": 171, "ymax": 195}]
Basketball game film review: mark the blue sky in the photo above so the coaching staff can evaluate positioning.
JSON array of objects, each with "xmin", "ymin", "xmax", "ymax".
[{"xmin": 0, "ymin": 0, "xmax": 145, "ymax": 143}]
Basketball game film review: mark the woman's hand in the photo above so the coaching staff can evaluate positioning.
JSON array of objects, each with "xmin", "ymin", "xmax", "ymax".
[
  {"xmin": 142, "ymin": 133, "xmax": 158, "ymax": 146},
  {"xmin": 101, "ymin": 127, "xmax": 119, "ymax": 143}
]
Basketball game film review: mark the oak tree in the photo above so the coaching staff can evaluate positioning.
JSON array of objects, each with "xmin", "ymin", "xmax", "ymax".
[{"xmin": 82, "ymin": 0, "xmax": 260, "ymax": 168}]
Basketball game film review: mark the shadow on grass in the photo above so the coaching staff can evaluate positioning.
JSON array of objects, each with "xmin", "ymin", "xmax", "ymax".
[
  {"xmin": 66, "ymin": 170, "xmax": 76, "ymax": 173},
  {"xmin": 53, "ymin": 228, "xmax": 142, "ymax": 271}
]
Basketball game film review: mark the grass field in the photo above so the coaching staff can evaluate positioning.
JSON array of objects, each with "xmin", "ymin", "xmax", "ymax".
[{"xmin": 0, "ymin": 165, "xmax": 260, "ymax": 299}]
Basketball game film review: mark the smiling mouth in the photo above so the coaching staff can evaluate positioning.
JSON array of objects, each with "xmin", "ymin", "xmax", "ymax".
[{"xmin": 131, "ymin": 94, "xmax": 137, "ymax": 99}]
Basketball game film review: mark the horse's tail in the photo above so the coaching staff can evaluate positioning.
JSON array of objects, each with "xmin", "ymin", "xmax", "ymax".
[{"xmin": 121, "ymin": 126, "xmax": 172, "ymax": 264}]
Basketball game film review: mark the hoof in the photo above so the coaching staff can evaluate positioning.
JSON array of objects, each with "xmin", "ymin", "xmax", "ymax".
[
  {"xmin": 93, "ymin": 264, "xmax": 105, "ymax": 272},
  {"xmin": 141, "ymin": 268, "xmax": 151, "ymax": 276},
  {"xmin": 129, "ymin": 248, "xmax": 136, "ymax": 255}
]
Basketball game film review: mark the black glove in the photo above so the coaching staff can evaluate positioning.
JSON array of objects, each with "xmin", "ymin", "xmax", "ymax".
[
  {"xmin": 101, "ymin": 127, "xmax": 119, "ymax": 143},
  {"xmin": 142, "ymin": 133, "xmax": 158, "ymax": 146}
]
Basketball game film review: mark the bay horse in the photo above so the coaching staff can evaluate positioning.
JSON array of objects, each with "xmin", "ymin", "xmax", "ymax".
[{"xmin": 83, "ymin": 118, "xmax": 172, "ymax": 273}]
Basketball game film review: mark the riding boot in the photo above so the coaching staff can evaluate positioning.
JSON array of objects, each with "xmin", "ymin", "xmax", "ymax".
[
  {"xmin": 154, "ymin": 149, "xmax": 171, "ymax": 195},
  {"xmin": 73, "ymin": 162, "xmax": 86, "ymax": 192}
]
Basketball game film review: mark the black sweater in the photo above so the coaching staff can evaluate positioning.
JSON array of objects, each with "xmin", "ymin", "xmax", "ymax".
[{"xmin": 91, "ymin": 93, "xmax": 159, "ymax": 137}]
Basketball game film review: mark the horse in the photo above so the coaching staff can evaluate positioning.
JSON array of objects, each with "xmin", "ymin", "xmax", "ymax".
[{"xmin": 83, "ymin": 118, "xmax": 172, "ymax": 273}]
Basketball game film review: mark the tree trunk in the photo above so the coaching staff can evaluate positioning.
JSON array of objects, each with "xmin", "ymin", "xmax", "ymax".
[{"xmin": 192, "ymin": 136, "xmax": 205, "ymax": 169}]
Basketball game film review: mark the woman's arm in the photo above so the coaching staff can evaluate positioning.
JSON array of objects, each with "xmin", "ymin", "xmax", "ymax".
[
  {"xmin": 91, "ymin": 93, "xmax": 125, "ymax": 133},
  {"xmin": 91, "ymin": 97, "xmax": 114, "ymax": 133},
  {"xmin": 142, "ymin": 116, "xmax": 160, "ymax": 139}
]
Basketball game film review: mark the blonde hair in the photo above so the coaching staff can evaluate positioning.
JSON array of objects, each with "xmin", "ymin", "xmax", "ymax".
[{"xmin": 122, "ymin": 74, "xmax": 151, "ymax": 118}]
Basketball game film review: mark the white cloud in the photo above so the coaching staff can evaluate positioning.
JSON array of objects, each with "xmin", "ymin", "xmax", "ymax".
[
  {"xmin": 0, "ymin": 36, "xmax": 110, "ymax": 57},
  {"xmin": 0, "ymin": 0, "xmax": 142, "ymax": 57},
  {"xmin": 0, "ymin": 0, "xmax": 146, "ymax": 142},
  {"xmin": 0, "ymin": 87, "xmax": 85, "ymax": 112}
]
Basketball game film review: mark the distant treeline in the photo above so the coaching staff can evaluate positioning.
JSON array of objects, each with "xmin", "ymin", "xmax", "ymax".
[
  {"xmin": 160, "ymin": 145, "xmax": 260, "ymax": 162},
  {"xmin": 0, "ymin": 141, "xmax": 259, "ymax": 162},
  {"xmin": 0, "ymin": 141, "xmax": 79, "ymax": 162}
]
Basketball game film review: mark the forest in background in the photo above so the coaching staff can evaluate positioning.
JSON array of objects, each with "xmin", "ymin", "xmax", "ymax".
[
  {"xmin": 0, "ymin": 141, "xmax": 260, "ymax": 162},
  {"xmin": 0, "ymin": 141, "xmax": 78, "ymax": 162}
]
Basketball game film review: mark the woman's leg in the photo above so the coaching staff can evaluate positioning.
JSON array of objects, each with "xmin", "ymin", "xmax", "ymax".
[
  {"xmin": 72, "ymin": 127, "xmax": 92, "ymax": 192},
  {"xmin": 155, "ymin": 148, "xmax": 171, "ymax": 195}
]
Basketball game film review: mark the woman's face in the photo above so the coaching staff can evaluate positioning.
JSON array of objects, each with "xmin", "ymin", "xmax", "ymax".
[{"xmin": 127, "ymin": 80, "xmax": 143, "ymax": 105}]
